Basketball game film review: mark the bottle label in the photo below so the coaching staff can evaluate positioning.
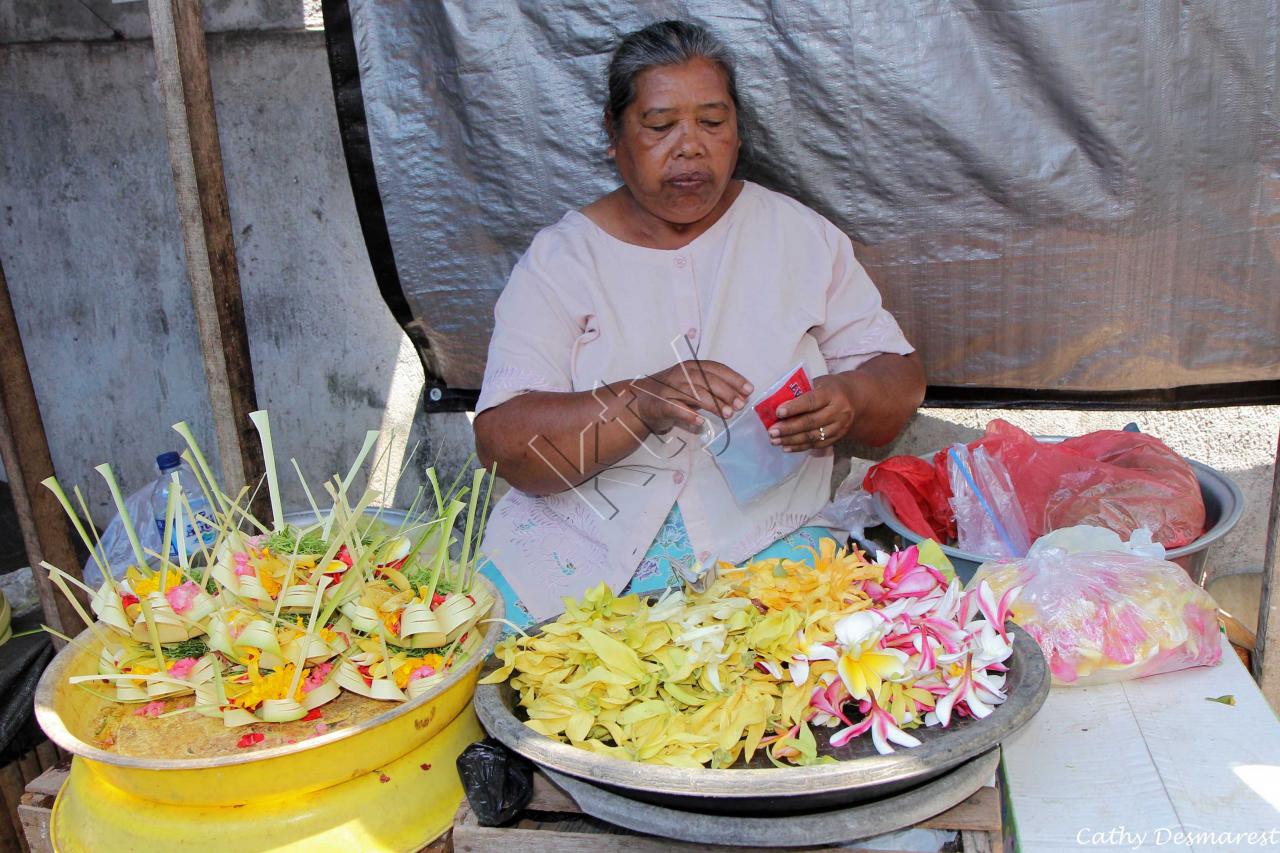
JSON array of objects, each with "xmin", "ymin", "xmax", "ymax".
[{"xmin": 155, "ymin": 498, "xmax": 218, "ymax": 560}]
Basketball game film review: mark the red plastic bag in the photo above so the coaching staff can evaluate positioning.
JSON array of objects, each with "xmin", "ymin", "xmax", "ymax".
[
  {"xmin": 961, "ymin": 421, "xmax": 1205, "ymax": 548},
  {"xmin": 866, "ymin": 420, "xmax": 1206, "ymax": 550},
  {"xmin": 862, "ymin": 455, "xmax": 955, "ymax": 543}
]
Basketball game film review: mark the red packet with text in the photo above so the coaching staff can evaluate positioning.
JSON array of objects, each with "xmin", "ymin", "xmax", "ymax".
[{"xmin": 753, "ymin": 364, "xmax": 812, "ymax": 430}]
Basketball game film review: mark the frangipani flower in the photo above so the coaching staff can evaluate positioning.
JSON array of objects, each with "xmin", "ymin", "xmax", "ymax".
[
  {"xmin": 967, "ymin": 579, "xmax": 1022, "ymax": 640},
  {"xmin": 830, "ymin": 696, "xmax": 922, "ymax": 754},
  {"xmin": 809, "ymin": 679, "xmax": 854, "ymax": 727},
  {"xmin": 835, "ymin": 637, "xmax": 909, "ymax": 702},
  {"xmin": 929, "ymin": 653, "xmax": 1008, "ymax": 727}
]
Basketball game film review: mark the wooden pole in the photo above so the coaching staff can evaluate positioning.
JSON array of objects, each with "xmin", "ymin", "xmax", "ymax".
[
  {"xmin": 146, "ymin": 0, "xmax": 264, "ymax": 501},
  {"xmin": 1254, "ymin": 428, "xmax": 1280, "ymax": 706},
  {"xmin": 0, "ymin": 259, "xmax": 85, "ymax": 639}
]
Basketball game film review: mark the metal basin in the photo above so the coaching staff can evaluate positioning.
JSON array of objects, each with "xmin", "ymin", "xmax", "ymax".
[
  {"xmin": 544, "ymin": 749, "xmax": 1001, "ymax": 846},
  {"xmin": 474, "ymin": 623, "xmax": 1048, "ymax": 815},
  {"xmin": 872, "ymin": 436, "xmax": 1243, "ymax": 583}
]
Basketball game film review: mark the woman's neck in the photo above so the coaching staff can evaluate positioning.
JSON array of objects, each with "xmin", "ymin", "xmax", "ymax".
[{"xmin": 583, "ymin": 180, "xmax": 744, "ymax": 250}]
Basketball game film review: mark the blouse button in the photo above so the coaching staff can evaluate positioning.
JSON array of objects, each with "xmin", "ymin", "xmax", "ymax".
[
  {"xmin": 686, "ymin": 327, "xmax": 698, "ymax": 341},
  {"xmin": 673, "ymin": 255, "xmax": 688, "ymax": 269},
  {"xmin": 672, "ymin": 471, "xmax": 685, "ymax": 485}
]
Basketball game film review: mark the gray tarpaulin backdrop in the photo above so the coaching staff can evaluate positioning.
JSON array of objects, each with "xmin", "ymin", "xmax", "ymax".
[{"xmin": 328, "ymin": 1, "xmax": 1280, "ymax": 402}]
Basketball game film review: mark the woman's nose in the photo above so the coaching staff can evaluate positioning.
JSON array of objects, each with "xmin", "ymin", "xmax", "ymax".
[{"xmin": 673, "ymin": 122, "xmax": 708, "ymax": 158}]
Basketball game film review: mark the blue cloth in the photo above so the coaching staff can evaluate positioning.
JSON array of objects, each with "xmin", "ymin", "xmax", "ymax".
[{"xmin": 480, "ymin": 502, "xmax": 836, "ymax": 629}]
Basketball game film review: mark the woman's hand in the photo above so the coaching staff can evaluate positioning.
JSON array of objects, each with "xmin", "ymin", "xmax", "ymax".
[
  {"xmin": 770, "ymin": 353, "xmax": 925, "ymax": 451},
  {"xmin": 768, "ymin": 375, "xmax": 856, "ymax": 451},
  {"xmin": 632, "ymin": 360, "xmax": 754, "ymax": 435}
]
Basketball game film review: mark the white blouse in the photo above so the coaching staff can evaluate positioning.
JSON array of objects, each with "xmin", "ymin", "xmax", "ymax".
[{"xmin": 476, "ymin": 182, "xmax": 914, "ymax": 619}]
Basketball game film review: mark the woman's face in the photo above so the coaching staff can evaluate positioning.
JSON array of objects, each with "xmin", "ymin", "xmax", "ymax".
[{"xmin": 610, "ymin": 57, "xmax": 740, "ymax": 226}]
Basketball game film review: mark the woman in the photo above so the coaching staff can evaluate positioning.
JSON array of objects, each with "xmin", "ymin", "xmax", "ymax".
[{"xmin": 475, "ymin": 21, "xmax": 924, "ymax": 624}]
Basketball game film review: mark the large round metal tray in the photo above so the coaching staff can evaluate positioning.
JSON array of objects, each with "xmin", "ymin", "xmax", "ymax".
[
  {"xmin": 545, "ymin": 748, "xmax": 1000, "ymax": 846},
  {"xmin": 474, "ymin": 622, "xmax": 1047, "ymax": 814}
]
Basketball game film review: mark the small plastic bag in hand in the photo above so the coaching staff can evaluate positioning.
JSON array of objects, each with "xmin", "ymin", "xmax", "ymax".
[
  {"xmin": 971, "ymin": 549, "xmax": 1221, "ymax": 685},
  {"xmin": 702, "ymin": 363, "xmax": 811, "ymax": 507}
]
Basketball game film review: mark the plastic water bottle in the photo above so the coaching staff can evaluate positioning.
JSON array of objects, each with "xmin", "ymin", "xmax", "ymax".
[{"xmin": 150, "ymin": 452, "xmax": 217, "ymax": 561}]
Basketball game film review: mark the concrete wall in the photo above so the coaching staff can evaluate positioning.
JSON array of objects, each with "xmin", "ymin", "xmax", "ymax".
[
  {"xmin": 0, "ymin": 0, "xmax": 474, "ymax": 525},
  {"xmin": 0, "ymin": 2, "xmax": 1274, "ymax": 593}
]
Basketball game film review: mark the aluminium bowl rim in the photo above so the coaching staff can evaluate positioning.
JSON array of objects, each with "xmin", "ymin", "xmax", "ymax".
[{"xmin": 473, "ymin": 621, "xmax": 1048, "ymax": 797}]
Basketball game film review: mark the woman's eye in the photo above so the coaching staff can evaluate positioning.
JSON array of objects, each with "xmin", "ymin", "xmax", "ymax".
[
  {"xmin": 647, "ymin": 123, "xmax": 674, "ymax": 132},
  {"xmin": 701, "ymin": 120, "xmax": 724, "ymax": 128}
]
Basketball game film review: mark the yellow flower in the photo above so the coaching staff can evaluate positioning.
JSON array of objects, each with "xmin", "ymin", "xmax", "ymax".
[
  {"xmin": 256, "ymin": 564, "xmax": 282, "ymax": 598},
  {"xmin": 837, "ymin": 640, "xmax": 909, "ymax": 702},
  {"xmin": 393, "ymin": 654, "xmax": 444, "ymax": 689},
  {"xmin": 232, "ymin": 664, "xmax": 306, "ymax": 710},
  {"xmin": 121, "ymin": 662, "xmax": 157, "ymax": 689},
  {"xmin": 379, "ymin": 610, "xmax": 402, "ymax": 636},
  {"xmin": 127, "ymin": 567, "xmax": 183, "ymax": 597},
  {"xmin": 875, "ymin": 681, "xmax": 935, "ymax": 725}
]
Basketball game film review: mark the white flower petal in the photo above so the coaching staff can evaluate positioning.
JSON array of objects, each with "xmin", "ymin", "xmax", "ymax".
[
  {"xmin": 935, "ymin": 684, "xmax": 960, "ymax": 727},
  {"xmin": 806, "ymin": 644, "xmax": 839, "ymax": 661},
  {"xmin": 885, "ymin": 723, "xmax": 922, "ymax": 749},
  {"xmin": 835, "ymin": 611, "xmax": 885, "ymax": 648},
  {"xmin": 965, "ymin": 685, "xmax": 994, "ymax": 718},
  {"xmin": 870, "ymin": 722, "xmax": 893, "ymax": 754},
  {"xmin": 789, "ymin": 658, "xmax": 810, "ymax": 686}
]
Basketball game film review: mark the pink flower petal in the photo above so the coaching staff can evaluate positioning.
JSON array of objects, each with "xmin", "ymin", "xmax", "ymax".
[
  {"xmin": 134, "ymin": 700, "xmax": 165, "ymax": 718},
  {"xmin": 164, "ymin": 581, "xmax": 201, "ymax": 614},
  {"xmin": 167, "ymin": 657, "xmax": 199, "ymax": 679},
  {"xmin": 303, "ymin": 661, "xmax": 333, "ymax": 693}
]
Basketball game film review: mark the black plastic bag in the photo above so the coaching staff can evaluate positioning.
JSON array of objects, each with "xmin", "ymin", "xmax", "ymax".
[{"xmin": 456, "ymin": 739, "xmax": 534, "ymax": 826}]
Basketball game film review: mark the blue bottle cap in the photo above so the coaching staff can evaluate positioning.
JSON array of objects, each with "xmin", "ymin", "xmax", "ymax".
[{"xmin": 156, "ymin": 451, "xmax": 182, "ymax": 471}]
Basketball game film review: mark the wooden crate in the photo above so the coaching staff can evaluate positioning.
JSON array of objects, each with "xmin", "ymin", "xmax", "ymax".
[
  {"xmin": 15, "ymin": 765, "xmax": 63, "ymax": 853},
  {"xmin": 3, "ymin": 743, "xmax": 66, "ymax": 853},
  {"xmin": 20, "ymin": 763, "xmax": 1001, "ymax": 853},
  {"xmin": 450, "ymin": 769, "xmax": 1003, "ymax": 853}
]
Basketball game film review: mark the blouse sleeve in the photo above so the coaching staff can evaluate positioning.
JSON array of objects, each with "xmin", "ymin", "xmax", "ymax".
[
  {"xmin": 812, "ymin": 225, "xmax": 915, "ymax": 374},
  {"xmin": 475, "ymin": 251, "xmax": 583, "ymax": 414}
]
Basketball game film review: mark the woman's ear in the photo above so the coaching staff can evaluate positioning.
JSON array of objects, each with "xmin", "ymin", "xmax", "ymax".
[{"xmin": 603, "ymin": 110, "xmax": 618, "ymax": 157}]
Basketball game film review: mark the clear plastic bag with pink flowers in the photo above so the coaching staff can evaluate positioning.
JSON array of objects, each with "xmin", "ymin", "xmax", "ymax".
[{"xmin": 970, "ymin": 548, "xmax": 1221, "ymax": 686}]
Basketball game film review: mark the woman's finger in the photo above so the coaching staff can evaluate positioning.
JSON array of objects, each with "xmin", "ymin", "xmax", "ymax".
[
  {"xmin": 770, "ymin": 398, "xmax": 832, "ymax": 438},
  {"xmin": 686, "ymin": 374, "xmax": 749, "ymax": 418},
  {"xmin": 774, "ymin": 405, "xmax": 841, "ymax": 447},
  {"xmin": 775, "ymin": 389, "xmax": 825, "ymax": 420},
  {"xmin": 697, "ymin": 361, "xmax": 754, "ymax": 396},
  {"xmin": 648, "ymin": 364, "xmax": 744, "ymax": 418},
  {"xmin": 659, "ymin": 397, "xmax": 704, "ymax": 429}
]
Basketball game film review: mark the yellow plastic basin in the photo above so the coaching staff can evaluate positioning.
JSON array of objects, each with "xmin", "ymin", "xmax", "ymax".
[{"xmin": 34, "ymin": 579, "xmax": 502, "ymax": 851}]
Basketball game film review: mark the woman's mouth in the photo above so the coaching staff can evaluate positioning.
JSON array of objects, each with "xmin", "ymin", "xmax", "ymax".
[{"xmin": 667, "ymin": 171, "xmax": 711, "ymax": 190}]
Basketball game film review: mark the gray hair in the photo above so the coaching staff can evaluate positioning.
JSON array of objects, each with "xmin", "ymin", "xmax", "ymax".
[{"xmin": 605, "ymin": 20, "xmax": 742, "ymax": 137}]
